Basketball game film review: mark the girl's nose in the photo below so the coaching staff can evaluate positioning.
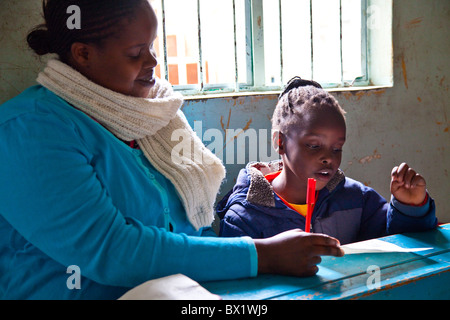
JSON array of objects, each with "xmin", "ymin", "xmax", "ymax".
[{"xmin": 319, "ymin": 150, "xmax": 333, "ymax": 164}]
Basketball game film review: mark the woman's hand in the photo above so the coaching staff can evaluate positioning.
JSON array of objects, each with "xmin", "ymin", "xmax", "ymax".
[
  {"xmin": 391, "ymin": 163, "xmax": 427, "ymax": 206},
  {"xmin": 254, "ymin": 229, "xmax": 344, "ymax": 277}
]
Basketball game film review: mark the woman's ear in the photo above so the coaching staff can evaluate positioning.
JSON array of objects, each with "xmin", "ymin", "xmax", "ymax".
[
  {"xmin": 70, "ymin": 42, "xmax": 93, "ymax": 68},
  {"xmin": 272, "ymin": 130, "xmax": 286, "ymax": 155}
]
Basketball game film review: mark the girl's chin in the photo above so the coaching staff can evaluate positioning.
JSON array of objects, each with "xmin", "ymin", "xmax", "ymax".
[{"xmin": 312, "ymin": 179, "xmax": 328, "ymax": 191}]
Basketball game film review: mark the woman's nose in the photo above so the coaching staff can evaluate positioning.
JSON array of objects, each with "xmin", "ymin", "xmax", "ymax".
[{"xmin": 144, "ymin": 47, "xmax": 158, "ymax": 68}]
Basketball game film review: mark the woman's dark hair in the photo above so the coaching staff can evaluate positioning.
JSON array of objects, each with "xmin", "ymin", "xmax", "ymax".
[
  {"xmin": 272, "ymin": 77, "xmax": 346, "ymax": 135},
  {"xmin": 27, "ymin": 0, "xmax": 149, "ymax": 63}
]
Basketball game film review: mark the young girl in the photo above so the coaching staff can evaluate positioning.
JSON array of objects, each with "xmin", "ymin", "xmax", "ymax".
[
  {"xmin": 0, "ymin": 1, "xmax": 342, "ymax": 299},
  {"xmin": 218, "ymin": 77, "xmax": 437, "ymax": 244}
]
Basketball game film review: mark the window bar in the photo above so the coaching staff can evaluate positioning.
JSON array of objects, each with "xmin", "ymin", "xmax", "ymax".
[
  {"xmin": 309, "ymin": 0, "xmax": 314, "ymax": 80},
  {"xmin": 232, "ymin": 0, "xmax": 239, "ymax": 92},
  {"xmin": 279, "ymin": 0, "xmax": 283, "ymax": 85},
  {"xmin": 197, "ymin": 0, "xmax": 204, "ymax": 91},
  {"xmin": 339, "ymin": 0, "xmax": 344, "ymax": 85},
  {"xmin": 251, "ymin": 0, "xmax": 265, "ymax": 87},
  {"xmin": 244, "ymin": 0, "xmax": 253, "ymax": 87},
  {"xmin": 361, "ymin": 0, "xmax": 369, "ymax": 83},
  {"xmin": 161, "ymin": 0, "xmax": 169, "ymax": 81}
]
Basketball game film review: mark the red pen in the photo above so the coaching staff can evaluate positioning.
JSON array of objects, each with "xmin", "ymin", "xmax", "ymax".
[{"xmin": 305, "ymin": 178, "xmax": 316, "ymax": 233}]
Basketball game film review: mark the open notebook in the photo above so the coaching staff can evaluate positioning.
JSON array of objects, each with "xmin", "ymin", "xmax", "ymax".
[
  {"xmin": 341, "ymin": 238, "xmax": 432, "ymax": 254},
  {"xmin": 118, "ymin": 274, "xmax": 221, "ymax": 300}
]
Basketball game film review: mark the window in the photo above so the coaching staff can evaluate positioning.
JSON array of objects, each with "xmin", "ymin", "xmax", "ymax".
[{"xmin": 149, "ymin": 0, "xmax": 392, "ymax": 95}]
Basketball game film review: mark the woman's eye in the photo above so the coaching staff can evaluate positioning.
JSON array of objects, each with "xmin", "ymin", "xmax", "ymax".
[
  {"xmin": 307, "ymin": 144, "xmax": 320, "ymax": 149},
  {"xmin": 128, "ymin": 50, "xmax": 142, "ymax": 59}
]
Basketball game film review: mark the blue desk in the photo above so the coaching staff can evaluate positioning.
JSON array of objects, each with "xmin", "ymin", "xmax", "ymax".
[{"xmin": 202, "ymin": 224, "xmax": 450, "ymax": 300}]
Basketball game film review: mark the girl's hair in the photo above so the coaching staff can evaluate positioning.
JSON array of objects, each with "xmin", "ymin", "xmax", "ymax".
[
  {"xmin": 272, "ymin": 77, "xmax": 346, "ymax": 134},
  {"xmin": 27, "ymin": 0, "xmax": 149, "ymax": 63}
]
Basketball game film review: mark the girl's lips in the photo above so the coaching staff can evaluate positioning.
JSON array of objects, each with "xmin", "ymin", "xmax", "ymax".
[{"xmin": 313, "ymin": 168, "xmax": 335, "ymax": 182}]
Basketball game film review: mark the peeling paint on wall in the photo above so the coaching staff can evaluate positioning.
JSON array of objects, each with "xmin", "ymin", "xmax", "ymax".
[
  {"xmin": 220, "ymin": 109, "xmax": 232, "ymax": 133},
  {"xmin": 340, "ymin": 89, "xmax": 387, "ymax": 102},
  {"xmin": 404, "ymin": 17, "xmax": 423, "ymax": 29},
  {"xmin": 220, "ymin": 107, "xmax": 253, "ymax": 150},
  {"xmin": 358, "ymin": 149, "xmax": 382, "ymax": 164},
  {"xmin": 400, "ymin": 53, "xmax": 408, "ymax": 89},
  {"xmin": 436, "ymin": 121, "xmax": 449, "ymax": 133}
]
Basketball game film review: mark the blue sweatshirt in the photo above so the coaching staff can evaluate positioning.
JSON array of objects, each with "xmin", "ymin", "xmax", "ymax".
[
  {"xmin": 0, "ymin": 86, "xmax": 257, "ymax": 299},
  {"xmin": 217, "ymin": 161, "xmax": 437, "ymax": 244}
]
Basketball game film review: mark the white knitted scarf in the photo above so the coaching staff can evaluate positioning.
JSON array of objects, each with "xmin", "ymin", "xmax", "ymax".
[{"xmin": 37, "ymin": 59, "xmax": 225, "ymax": 230}]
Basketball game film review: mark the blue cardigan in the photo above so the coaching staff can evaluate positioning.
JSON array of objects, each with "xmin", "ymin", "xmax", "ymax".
[
  {"xmin": 0, "ymin": 86, "xmax": 257, "ymax": 299},
  {"xmin": 218, "ymin": 162, "xmax": 437, "ymax": 244}
]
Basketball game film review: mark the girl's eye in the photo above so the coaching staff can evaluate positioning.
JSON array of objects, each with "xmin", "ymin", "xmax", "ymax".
[{"xmin": 307, "ymin": 144, "xmax": 320, "ymax": 149}]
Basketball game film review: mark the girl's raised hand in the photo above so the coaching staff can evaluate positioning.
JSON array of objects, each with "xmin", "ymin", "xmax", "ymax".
[{"xmin": 391, "ymin": 162, "xmax": 427, "ymax": 205}]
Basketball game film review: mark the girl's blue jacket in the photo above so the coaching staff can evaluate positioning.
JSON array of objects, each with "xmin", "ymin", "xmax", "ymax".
[{"xmin": 217, "ymin": 161, "xmax": 437, "ymax": 244}]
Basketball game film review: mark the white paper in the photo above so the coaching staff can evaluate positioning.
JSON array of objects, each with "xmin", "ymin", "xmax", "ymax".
[
  {"xmin": 118, "ymin": 274, "xmax": 221, "ymax": 300},
  {"xmin": 341, "ymin": 239, "xmax": 432, "ymax": 255}
]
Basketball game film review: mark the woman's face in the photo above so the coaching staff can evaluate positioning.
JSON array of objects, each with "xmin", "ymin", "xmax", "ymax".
[{"xmin": 72, "ymin": 3, "xmax": 159, "ymax": 98}]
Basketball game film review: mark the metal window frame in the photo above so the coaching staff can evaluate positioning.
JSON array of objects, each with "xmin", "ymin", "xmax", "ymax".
[{"xmin": 159, "ymin": 0, "xmax": 370, "ymax": 95}]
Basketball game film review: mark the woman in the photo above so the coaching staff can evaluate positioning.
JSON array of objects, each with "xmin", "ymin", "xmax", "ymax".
[{"xmin": 0, "ymin": 0, "xmax": 343, "ymax": 299}]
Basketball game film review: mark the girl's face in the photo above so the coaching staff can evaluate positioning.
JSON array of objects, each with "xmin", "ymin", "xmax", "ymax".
[
  {"xmin": 280, "ymin": 109, "xmax": 346, "ymax": 192},
  {"xmin": 74, "ymin": 3, "xmax": 159, "ymax": 98}
]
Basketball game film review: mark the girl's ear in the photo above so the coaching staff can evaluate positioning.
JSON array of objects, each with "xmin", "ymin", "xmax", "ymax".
[{"xmin": 272, "ymin": 130, "xmax": 286, "ymax": 155}]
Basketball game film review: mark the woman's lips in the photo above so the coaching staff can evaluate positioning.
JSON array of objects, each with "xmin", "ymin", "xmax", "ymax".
[
  {"xmin": 136, "ymin": 72, "xmax": 155, "ymax": 87},
  {"xmin": 137, "ymin": 79, "xmax": 155, "ymax": 87}
]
